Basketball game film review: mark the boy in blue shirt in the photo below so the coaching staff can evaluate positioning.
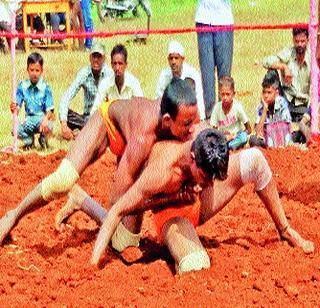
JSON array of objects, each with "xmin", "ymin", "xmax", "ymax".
[{"xmin": 10, "ymin": 52, "xmax": 54, "ymax": 150}]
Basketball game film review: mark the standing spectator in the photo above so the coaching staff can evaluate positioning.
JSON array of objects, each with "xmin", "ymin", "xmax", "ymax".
[
  {"xmin": 90, "ymin": 44, "xmax": 143, "ymax": 114},
  {"xmin": 59, "ymin": 42, "xmax": 112, "ymax": 140},
  {"xmin": 195, "ymin": 0, "xmax": 234, "ymax": 119},
  {"xmin": 249, "ymin": 74, "xmax": 292, "ymax": 148},
  {"xmin": 155, "ymin": 40, "xmax": 206, "ymax": 121},
  {"xmin": 70, "ymin": 0, "xmax": 85, "ymax": 50},
  {"xmin": 81, "ymin": 0, "xmax": 93, "ymax": 49},
  {"xmin": 262, "ymin": 28, "xmax": 310, "ymax": 122},
  {"xmin": 10, "ymin": 52, "xmax": 54, "ymax": 150},
  {"xmin": 0, "ymin": 0, "xmax": 21, "ymax": 52},
  {"xmin": 210, "ymin": 76, "xmax": 251, "ymax": 150}
]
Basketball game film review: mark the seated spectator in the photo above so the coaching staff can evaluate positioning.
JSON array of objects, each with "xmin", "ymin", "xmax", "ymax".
[
  {"xmin": 210, "ymin": 76, "xmax": 251, "ymax": 150},
  {"xmin": 90, "ymin": 44, "xmax": 143, "ymax": 114},
  {"xmin": 155, "ymin": 40, "xmax": 206, "ymax": 121},
  {"xmin": 249, "ymin": 74, "xmax": 292, "ymax": 148},
  {"xmin": 10, "ymin": 52, "xmax": 54, "ymax": 150},
  {"xmin": 262, "ymin": 28, "xmax": 310, "ymax": 122},
  {"xmin": 49, "ymin": 13, "xmax": 66, "ymax": 44},
  {"xmin": 59, "ymin": 42, "xmax": 113, "ymax": 140}
]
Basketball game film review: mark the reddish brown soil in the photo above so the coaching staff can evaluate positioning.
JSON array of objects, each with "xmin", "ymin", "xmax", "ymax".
[{"xmin": 0, "ymin": 146, "xmax": 320, "ymax": 307}]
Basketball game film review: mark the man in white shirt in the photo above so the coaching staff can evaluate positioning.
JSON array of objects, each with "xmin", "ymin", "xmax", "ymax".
[
  {"xmin": 195, "ymin": 0, "xmax": 234, "ymax": 119},
  {"xmin": 155, "ymin": 40, "xmax": 206, "ymax": 121},
  {"xmin": 0, "ymin": 0, "xmax": 21, "ymax": 51},
  {"xmin": 90, "ymin": 44, "xmax": 143, "ymax": 115},
  {"xmin": 262, "ymin": 28, "xmax": 310, "ymax": 122}
]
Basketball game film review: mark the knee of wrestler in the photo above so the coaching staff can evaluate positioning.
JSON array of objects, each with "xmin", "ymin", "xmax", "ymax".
[
  {"xmin": 41, "ymin": 159, "xmax": 80, "ymax": 201},
  {"xmin": 177, "ymin": 250, "xmax": 211, "ymax": 274}
]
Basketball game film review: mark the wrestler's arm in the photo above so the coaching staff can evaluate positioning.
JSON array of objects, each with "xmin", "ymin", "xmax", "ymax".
[
  {"xmin": 109, "ymin": 133, "xmax": 155, "ymax": 204},
  {"xmin": 91, "ymin": 158, "xmax": 172, "ymax": 265}
]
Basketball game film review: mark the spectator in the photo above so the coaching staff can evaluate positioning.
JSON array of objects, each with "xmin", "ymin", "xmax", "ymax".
[
  {"xmin": 70, "ymin": 0, "xmax": 85, "ymax": 50},
  {"xmin": 249, "ymin": 73, "xmax": 292, "ymax": 148},
  {"xmin": 298, "ymin": 107, "xmax": 311, "ymax": 144},
  {"xmin": 49, "ymin": 13, "xmax": 66, "ymax": 44},
  {"xmin": 59, "ymin": 42, "xmax": 112, "ymax": 140},
  {"xmin": 210, "ymin": 76, "xmax": 251, "ymax": 150},
  {"xmin": 90, "ymin": 44, "xmax": 143, "ymax": 114},
  {"xmin": 155, "ymin": 40, "xmax": 205, "ymax": 121},
  {"xmin": 10, "ymin": 52, "xmax": 54, "ymax": 150},
  {"xmin": 262, "ymin": 28, "xmax": 310, "ymax": 122},
  {"xmin": 0, "ymin": 0, "xmax": 22, "ymax": 52},
  {"xmin": 195, "ymin": 0, "xmax": 234, "ymax": 119},
  {"xmin": 81, "ymin": 0, "xmax": 93, "ymax": 49}
]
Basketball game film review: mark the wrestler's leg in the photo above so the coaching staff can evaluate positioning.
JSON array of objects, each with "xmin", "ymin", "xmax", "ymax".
[
  {"xmin": 200, "ymin": 148, "xmax": 314, "ymax": 253},
  {"xmin": 0, "ymin": 112, "xmax": 108, "ymax": 244},
  {"xmin": 56, "ymin": 184, "xmax": 141, "ymax": 252},
  {"xmin": 162, "ymin": 217, "xmax": 210, "ymax": 274}
]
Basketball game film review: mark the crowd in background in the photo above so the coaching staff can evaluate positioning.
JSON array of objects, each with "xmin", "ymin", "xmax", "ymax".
[{"xmin": 0, "ymin": 0, "xmax": 315, "ymax": 151}]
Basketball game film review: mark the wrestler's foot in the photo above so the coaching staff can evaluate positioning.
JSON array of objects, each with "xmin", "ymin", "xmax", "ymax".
[
  {"xmin": 0, "ymin": 210, "xmax": 18, "ymax": 245},
  {"xmin": 280, "ymin": 226, "xmax": 315, "ymax": 254},
  {"xmin": 55, "ymin": 184, "xmax": 86, "ymax": 231}
]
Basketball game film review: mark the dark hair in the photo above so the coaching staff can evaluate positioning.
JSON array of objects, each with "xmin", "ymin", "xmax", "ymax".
[
  {"xmin": 27, "ymin": 52, "xmax": 43, "ymax": 67},
  {"xmin": 218, "ymin": 76, "xmax": 235, "ymax": 91},
  {"xmin": 262, "ymin": 70, "xmax": 280, "ymax": 90},
  {"xmin": 160, "ymin": 77, "xmax": 197, "ymax": 120},
  {"xmin": 111, "ymin": 44, "xmax": 128, "ymax": 62},
  {"xmin": 191, "ymin": 129, "xmax": 229, "ymax": 181},
  {"xmin": 292, "ymin": 28, "xmax": 308, "ymax": 38}
]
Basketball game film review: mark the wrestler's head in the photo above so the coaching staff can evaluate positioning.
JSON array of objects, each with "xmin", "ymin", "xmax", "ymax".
[
  {"xmin": 160, "ymin": 78, "xmax": 199, "ymax": 141},
  {"xmin": 190, "ymin": 129, "xmax": 229, "ymax": 183}
]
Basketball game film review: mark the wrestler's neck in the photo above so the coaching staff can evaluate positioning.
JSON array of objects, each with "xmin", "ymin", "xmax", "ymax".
[{"xmin": 175, "ymin": 142, "xmax": 194, "ymax": 170}]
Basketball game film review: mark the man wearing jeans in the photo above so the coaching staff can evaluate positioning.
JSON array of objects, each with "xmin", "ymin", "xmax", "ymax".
[{"xmin": 195, "ymin": 0, "xmax": 234, "ymax": 120}]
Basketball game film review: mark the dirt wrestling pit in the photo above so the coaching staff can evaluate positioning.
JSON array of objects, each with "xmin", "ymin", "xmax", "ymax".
[{"xmin": 0, "ymin": 146, "xmax": 320, "ymax": 307}]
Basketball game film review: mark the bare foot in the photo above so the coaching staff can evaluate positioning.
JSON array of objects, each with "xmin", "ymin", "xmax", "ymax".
[
  {"xmin": 281, "ymin": 226, "xmax": 315, "ymax": 254},
  {"xmin": 55, "ymin": 184, "xmax": 86, "ymax": 231},
  {"xmin": 0, "ymin": 210, "xmax": 18, "ymax": 245}
]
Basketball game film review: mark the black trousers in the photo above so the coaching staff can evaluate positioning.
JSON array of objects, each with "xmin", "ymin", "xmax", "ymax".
[{"xmin": 67, "ymin": 109, "xmax": 87, "ymax": 131}]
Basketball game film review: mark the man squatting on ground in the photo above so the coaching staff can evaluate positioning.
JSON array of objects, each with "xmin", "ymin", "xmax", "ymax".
[
  {"xmin": 0, "ymin": 78, "xmax": 200, "ymax": 251},
  {"xmin": 55, "ymin": 127, "xmax": 314, "ymax": 272}
]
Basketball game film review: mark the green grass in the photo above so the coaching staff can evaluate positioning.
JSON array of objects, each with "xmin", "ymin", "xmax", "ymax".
[{"xmin": 0, "ymin": 0, "xmax": 310, "ymax": 151}]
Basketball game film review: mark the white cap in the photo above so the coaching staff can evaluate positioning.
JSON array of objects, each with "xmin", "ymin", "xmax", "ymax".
[{"xmin": 168, "ymin": 40, "xmax": 185, "ymax": 57}]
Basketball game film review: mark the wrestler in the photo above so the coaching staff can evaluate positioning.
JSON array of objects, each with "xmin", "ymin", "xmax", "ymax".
[
  {"xmin": 56, "ymin": 128, "xmax": 314, "ymax": 273},
  {"xmin": 0, "ymin": 78, "xmax": 200, "ymax": 247}
]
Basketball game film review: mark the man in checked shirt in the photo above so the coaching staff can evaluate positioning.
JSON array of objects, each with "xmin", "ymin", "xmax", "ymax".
[{"xmin": 59, "ymin": 42, "xmax": 113, "ymax": 140}]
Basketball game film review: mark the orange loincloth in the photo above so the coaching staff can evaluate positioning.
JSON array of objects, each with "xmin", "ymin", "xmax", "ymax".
[
  {"xmin": 152, "ymin": 199, "xmax": 201, "ymax": 238},
  {"xmin": 99, "ymin": 100, "xmax": 126, "ymax": 157}
]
